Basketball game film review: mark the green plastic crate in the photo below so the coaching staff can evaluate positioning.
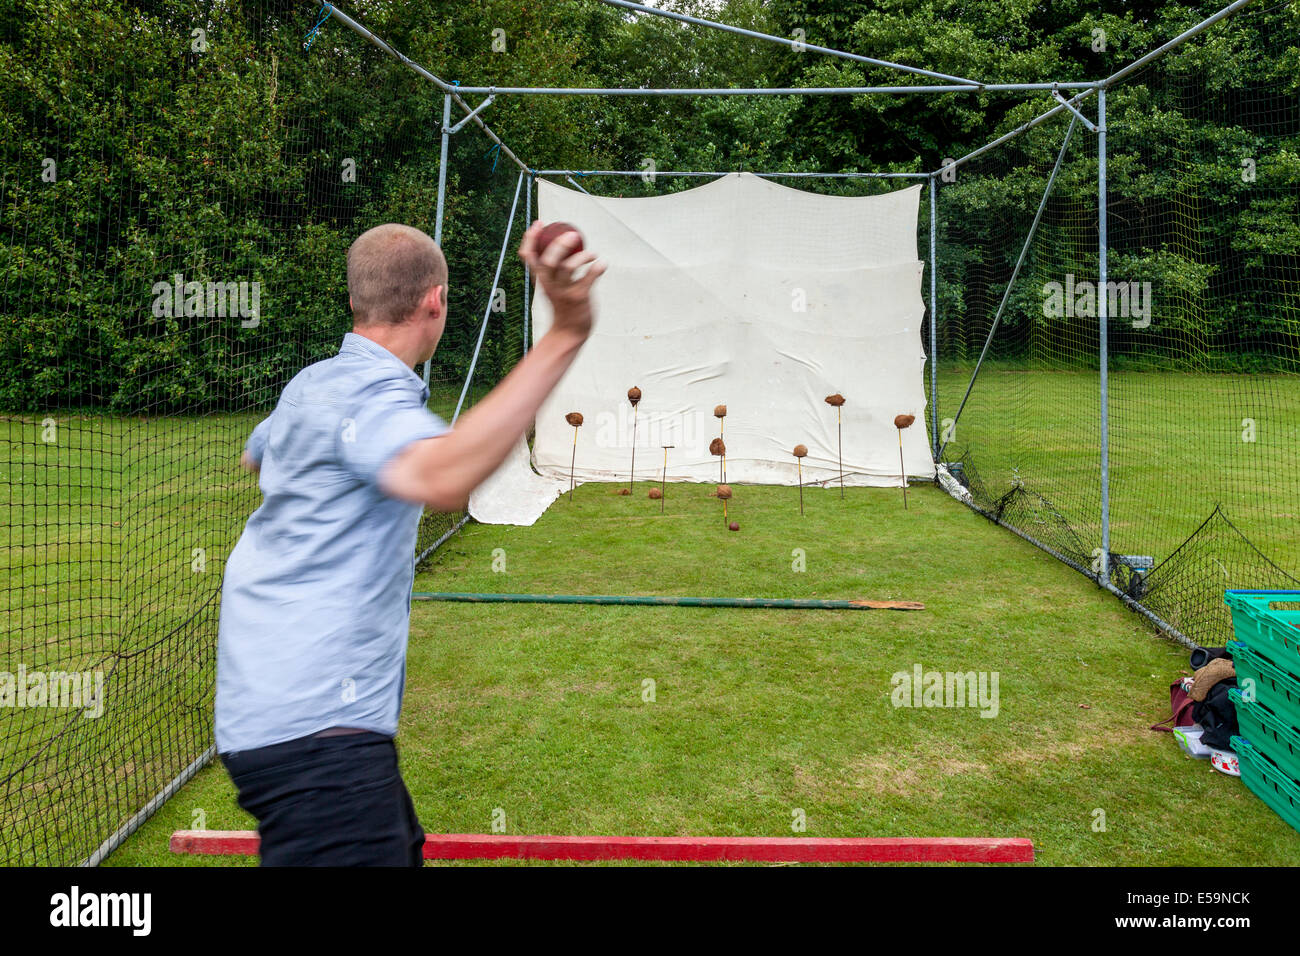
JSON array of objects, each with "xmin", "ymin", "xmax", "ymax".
[
  {"xmin": 1228, "ymin": 640, "xmax": 1300, "ymax": 732},
  {"xmin": 1225, "ymin": 589, "xmax": 1300, "ymax": 673},
  {"xmin": 1232, "ymin": 736, "xmax": 1300, "ymax": 835},
  {"xmin": 1230, "ymin": 688, "xmax": 1300, "ymax": 783}
]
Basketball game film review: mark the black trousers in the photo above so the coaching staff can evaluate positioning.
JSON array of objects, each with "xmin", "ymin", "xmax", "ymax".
[{"xmin": 220, "ymin": 731, "xmax": 425, "ymax": 866}]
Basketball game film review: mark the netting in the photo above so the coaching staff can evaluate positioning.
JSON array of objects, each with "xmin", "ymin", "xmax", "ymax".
[
  {"xmin": 3, "ymin": 0, "xmax": 1295, "ymax": 868},
  {"xmin": 935, "ymin": 1, "xmax": 1300, "ymax": 647},
  {"xmin": 0, "ymin": 0, "xmax": 525, "ymax": 865}
]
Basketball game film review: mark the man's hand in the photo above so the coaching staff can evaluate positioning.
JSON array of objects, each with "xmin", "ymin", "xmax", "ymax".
[
  {"xmin": 380, "ymin": 224, "xmax": 606, "ymax": 512},
  {"xmin": 240, "ymin": 451, "xmax": 260, "ymax": 473},
  {"xmin": 518, "ymin": 221, "xmax": 606, "ymax": 342}
]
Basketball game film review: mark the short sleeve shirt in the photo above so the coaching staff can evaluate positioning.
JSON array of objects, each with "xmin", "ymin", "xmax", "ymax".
[{"xmin": 215, "ymin": 333, "xmax": 448, "ymax": 754}]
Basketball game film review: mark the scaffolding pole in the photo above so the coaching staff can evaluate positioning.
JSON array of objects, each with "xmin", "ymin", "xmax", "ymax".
[
  {"xmin": 445, "ymin": 82, "xmax": 1099, "ymax": 96},
  {"xmin": 933, "ymin": 86, "xmax": 1096, "ymax": 178},
  {"xmin": 425, "ymin": 93, "xmax": 452, "ymax": 389},
  {"xmin": 1099, "ymin": 0, "xmax": 1257, "ymax": 89},
  {"xmin": 1098, "ymin": 87, "xmax": 1110, "ymax": 584},
  {"xmin": 523, "ymin": 172, "xmax": 532, "ymax": 356},
  {"xmin": 929, "ymin": 174, "xmax": 939, "ymax": 457}
]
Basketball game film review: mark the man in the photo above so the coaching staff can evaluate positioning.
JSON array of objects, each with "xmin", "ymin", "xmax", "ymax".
[{"xmin": 215, "ymin": 221, "xmax": 603, "ymax": 866}]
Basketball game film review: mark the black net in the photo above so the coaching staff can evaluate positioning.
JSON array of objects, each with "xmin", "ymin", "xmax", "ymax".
[
  {"xmin": 0, "ymin": 0, "xmax": 522, "ymax": 865},
  {"xmin": 935, "ymin": 2, "xmax": 1300, "ymax": 646},
  {"xmin": 3, "ymin": 0, "xmax": 1296, "ymax": 868}
]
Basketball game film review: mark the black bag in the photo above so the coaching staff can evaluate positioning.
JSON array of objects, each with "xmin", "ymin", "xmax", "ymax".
[{"xmin": 1193, "ymin": 679, "xmax": 1239, "ymax": 750}]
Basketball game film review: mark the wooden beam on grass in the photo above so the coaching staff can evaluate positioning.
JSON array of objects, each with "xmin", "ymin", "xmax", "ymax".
[
  {"xmin": 170, "ymin": 831, "xmax": 1032, "ymax": 863},
  {"xmin": 411, "ymin": 592, "xmax": 924, "ymax": 610}
]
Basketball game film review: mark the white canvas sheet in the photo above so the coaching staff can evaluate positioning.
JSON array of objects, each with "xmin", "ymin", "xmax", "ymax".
[
  {"xmin": 468, "ymin": 434, "xmax": 569, "ymax": 526},
  {"xmin": 469, "ymin": 172, "xmax": 934, "ymax": 526}
]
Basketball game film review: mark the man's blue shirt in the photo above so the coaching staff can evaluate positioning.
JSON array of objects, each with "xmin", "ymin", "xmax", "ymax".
[{"xmin": 215, "ymin": 333, "xmax": 448, "ymax": 754}]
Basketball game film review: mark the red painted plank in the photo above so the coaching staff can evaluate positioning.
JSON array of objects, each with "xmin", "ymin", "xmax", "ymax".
[
  {"xmin": 170, "ymin": 831, "xmax": 1033, "ymax": 863},
  {"xmin": 170, "ymin": 830, "xmax": 260, "ymax": 855}
]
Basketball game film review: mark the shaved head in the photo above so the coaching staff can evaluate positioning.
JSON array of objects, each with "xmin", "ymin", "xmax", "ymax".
[{"xmin": 347, "ymin": 224, "xmax": 448, "ymax": 326}]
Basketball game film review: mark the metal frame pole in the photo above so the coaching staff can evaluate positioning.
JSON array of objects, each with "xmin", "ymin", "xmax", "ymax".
[
  {"xmin": 445, "ymin": 82, "xmax": 1098, "ymax": 97},
  {"xmin": 1098, "ymin": 0, "xmax": 1256, "ymax": 89},
  {"xmin": 1097, "ymin": 88, "xmax": 1110, "ymax": 584},
  {"xmin": 448, "ymin": 94, "xmax": 496, "ymax": 134},
  {"xmin": 929, "ymin": 173, "xmax": 939, "ymax": 458},
  {"xmin": 523, "ymin": 172, "xmax": 533, "ymax": 356},
  {"xmin": 425, "ymin": 93, "xmax": 453, "ymax": 388},
  {"xmin": 80, "ymin": 745, "xmax": 215, "ymax": 866}
]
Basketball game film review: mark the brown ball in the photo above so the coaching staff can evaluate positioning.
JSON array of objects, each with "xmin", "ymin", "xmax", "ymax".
[
  {"xmin": 825, "ymin": 393, "xmax": 846, "ymax": 407},
  {"xmin": 894, "ymin": 413, "xmax": 916, "ymax": 429},
  {"xmin": 618, "ymin": 488, "xmax": 630, "ymax": 495},
  {"xmin": 648, "ymin": 487, "xmax": 663, "ymax": 500},
  {"xmin": 729, "ymin": 521, "xmax": 739, "ymax": 532},
  {"xmin": 793, "ymin": 444, "xmax": 808, "ymax": 458},
  {"xmin": 566, "ymin": 411, "xmax": 584, "ymax": 427},
  {"xmin": 627, "ymin": 386, "xmax": 641, "ymax": 406},
  {"xmin": 714, "ymin": 404, "xmax": 727, "ymax": 418},
  {"xmin": 716, "ymin": 483, "xmax": 732, "ymax": 499},
  {"xmin": 536, "ymin": 222, "xmax": 584, "ymax": 255},
  {"xmin": 709, "ymin": 437, "xmax": 726, "ymax": 457}
]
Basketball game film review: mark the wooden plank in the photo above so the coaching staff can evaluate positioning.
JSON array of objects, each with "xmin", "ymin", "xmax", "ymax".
[
  {"xmin": 170, "ymin": 830, "xmax": 260, "ymax": 855},
  {"xmin": 170, "ymin": 831, "xmax": 1033, "ymax": 863}
]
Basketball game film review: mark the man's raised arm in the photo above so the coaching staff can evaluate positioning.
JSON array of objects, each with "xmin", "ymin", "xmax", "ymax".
[{"xmin": 380, "ymin": 224, "xmax": 605, "ymax": 511}]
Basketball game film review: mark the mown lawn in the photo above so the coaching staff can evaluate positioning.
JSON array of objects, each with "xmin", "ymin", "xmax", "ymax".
[{"xmin": 106, "ymin": 478, "xmax": 1300, "ymax": 866}]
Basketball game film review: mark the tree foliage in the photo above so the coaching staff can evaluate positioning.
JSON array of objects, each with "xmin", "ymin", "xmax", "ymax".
[{"xmin": 1, "ymin": 0, "xmax": 1296, "ymax": 410}]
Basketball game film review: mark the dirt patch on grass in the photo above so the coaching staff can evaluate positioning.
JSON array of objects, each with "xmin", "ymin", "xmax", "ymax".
[
  {"xmin": 839, "ymin": 754, "xmax": 988, "ymax": 797},
  {"xmin": 814, "ymin": 716, "xmax": 1154, "ymax": 799}
]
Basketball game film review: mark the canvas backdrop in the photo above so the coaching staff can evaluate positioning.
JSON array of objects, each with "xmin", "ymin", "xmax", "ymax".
[{"xmin": 470, "ymin": 172, "xmax": 933, "ymax": 525}]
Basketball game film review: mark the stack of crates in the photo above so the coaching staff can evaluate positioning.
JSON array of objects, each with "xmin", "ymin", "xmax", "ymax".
[{"xmin": 1225, "ymin": 589, "xmax": 1300, "ymax": 834}]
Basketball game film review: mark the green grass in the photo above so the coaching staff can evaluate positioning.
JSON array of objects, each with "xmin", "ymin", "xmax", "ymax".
[
  {"xmin": 106, "ymin": 479, "xmax": 1300, "ymax": 866},
  {"xmin": 5, "ymin": 366, "xmax": 1297, "ymax": 866}
]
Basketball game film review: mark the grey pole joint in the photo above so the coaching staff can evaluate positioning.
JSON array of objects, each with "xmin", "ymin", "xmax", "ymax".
[
  {"xmin": 325, "ymin": 4, "xmax": 529, "ymax": 174},
  {"xmin": 448, "ymin": 94, "xmax": 496, "ymax": 134},
  {"xmin": 1051, "ymin": 86, "xmax": 1098, "ymax": 133}
]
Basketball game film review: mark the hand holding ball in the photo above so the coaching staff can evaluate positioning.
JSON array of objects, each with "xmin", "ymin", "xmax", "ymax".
[
  {"xmin": 524, "ymin": 221, "xmax": 602, "ymax": 340},
  {"xmin": 535, "ymin": 222, "xmax": 585, "ymax": 256}
]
